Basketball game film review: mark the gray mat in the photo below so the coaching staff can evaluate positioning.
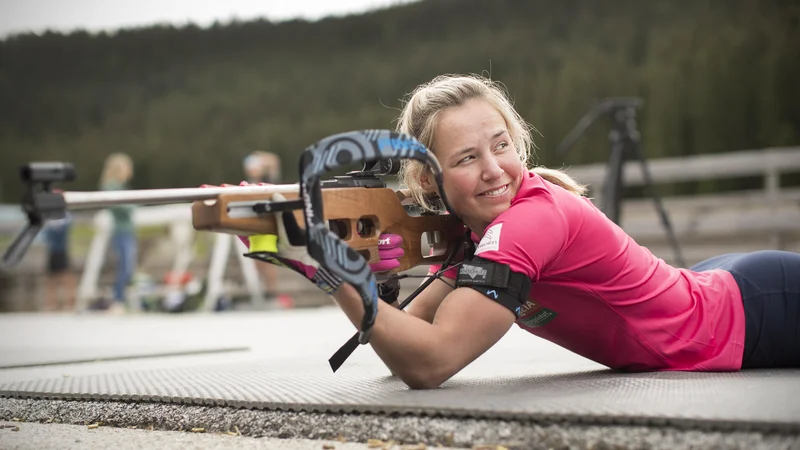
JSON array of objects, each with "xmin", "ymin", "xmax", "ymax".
[
  {"xmin": 0, "ymin": 346, "xmax": 249, "ymax": 369},
  {"xmin": 2, "ymin": 358, "xmax": 799, "ymax": 432}
]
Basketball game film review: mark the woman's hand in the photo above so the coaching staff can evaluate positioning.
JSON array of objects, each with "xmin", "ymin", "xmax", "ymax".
[{"xmin": 369, "ymin": 234, "xmax": 404, "ymax": 273}]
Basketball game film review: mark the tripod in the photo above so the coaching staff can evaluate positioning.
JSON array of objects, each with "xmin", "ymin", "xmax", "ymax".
[{"xmin": 556, "ymin": 98, "xmax": 686, "ymax": 267}]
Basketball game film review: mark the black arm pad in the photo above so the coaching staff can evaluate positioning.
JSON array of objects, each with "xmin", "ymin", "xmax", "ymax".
[{"xmin": 455, "ymin": 257, "xmax": 532, "ymax": 317}]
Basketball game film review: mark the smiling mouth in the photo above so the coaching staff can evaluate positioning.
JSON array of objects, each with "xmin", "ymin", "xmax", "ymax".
[{"xmin": 479, "ymin": 184, "xmax": 509, "ymax": 197}]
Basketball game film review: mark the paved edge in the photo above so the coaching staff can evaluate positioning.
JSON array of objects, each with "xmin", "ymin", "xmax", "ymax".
[
  {"xmin": 2, "ymin": 390, "xmax": 799, "ymax": 434},
  {"xmin": 0, "ymin": 421, "xmax": 469, "ymax": 450},
  {"xmin": 1, "ymin": 398, "xmax": 799, "ymax": 450}
]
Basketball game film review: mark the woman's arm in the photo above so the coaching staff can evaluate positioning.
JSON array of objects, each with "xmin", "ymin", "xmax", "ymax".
[
  {"xmin": 404, "ymin": 273, "xmax": 455, "ymax": 323},
  {"xmin": 333, "ymin": 281, "xmax": 516, "ymax": 389}
]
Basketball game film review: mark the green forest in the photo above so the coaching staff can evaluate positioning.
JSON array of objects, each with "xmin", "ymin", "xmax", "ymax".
[{"xmin": 1, "ymin": 0, "xmax": 798, "ymax": 202}]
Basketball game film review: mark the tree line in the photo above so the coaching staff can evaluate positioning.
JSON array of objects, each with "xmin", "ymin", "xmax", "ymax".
[{"xmin": 0, "ymin": 0, "xmax": 798, "ymax": 201}]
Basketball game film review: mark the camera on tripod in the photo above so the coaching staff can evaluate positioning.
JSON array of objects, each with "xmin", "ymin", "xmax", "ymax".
[
  {"xmin": 1, "ymin": 162, "xmax": 75, "ymax": 268},
  {"xmin": 557, "ymin": 98, "xmax": 685, "ymax": 267}
]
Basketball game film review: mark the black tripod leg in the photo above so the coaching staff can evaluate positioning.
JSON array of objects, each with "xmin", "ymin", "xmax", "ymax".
[
  {"xmin": 2, "ymin": 222, "xmax": 43, "ymax": 268},
  {"xmin": 630, "ymin": 141, "xmax": 686, "ymax": 267},
  {"xmin": 603, "ymin": 131, "xmax": 626, "ymax": 225}
]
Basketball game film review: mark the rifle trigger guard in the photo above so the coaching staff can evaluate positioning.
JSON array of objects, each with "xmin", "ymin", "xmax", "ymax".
[{"xmin": 298, "ymin": 130, "xmax": 455, "ymax": 345}]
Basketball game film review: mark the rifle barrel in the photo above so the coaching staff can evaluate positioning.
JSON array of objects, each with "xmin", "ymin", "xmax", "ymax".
[{"xmin": 61, "ymin": 184, "xmax": 300, "ymax": 209}]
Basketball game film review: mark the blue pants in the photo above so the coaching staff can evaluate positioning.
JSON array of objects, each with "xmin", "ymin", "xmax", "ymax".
[
  {"xmin": 111, "ymin": 231, "xmax": 137, "ymax": 302},
  {"xmin": 691, "ymin": 250, "xmax": 800, "ymax": 368}
]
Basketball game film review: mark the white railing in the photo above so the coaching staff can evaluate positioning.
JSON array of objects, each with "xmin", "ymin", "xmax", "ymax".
[
  {"xmin": 562, "ymin": 147, "xmax": 800, "ymax": 266},
  {"xmin": 75, "ymin": 204, "xmax": 265, "ymax": 311}
]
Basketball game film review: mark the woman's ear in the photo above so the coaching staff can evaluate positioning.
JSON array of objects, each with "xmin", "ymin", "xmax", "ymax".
[{"xmin": 419, "ymin": 170, "xmax": 437, "ymax": 194}]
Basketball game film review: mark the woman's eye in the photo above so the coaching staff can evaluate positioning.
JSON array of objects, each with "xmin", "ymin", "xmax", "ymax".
[
  {"xmin": 458, "ymin": 155, "xmax": 474, "ymax": 165},
  {"xmin": 496, "ymin": 142, "xmax": 509, "ymax": 151}
]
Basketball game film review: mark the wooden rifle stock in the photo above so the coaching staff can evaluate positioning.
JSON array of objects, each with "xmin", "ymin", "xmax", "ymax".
[{"xmin": 192, "ymin": 186, "xmax": 463, "ymax": 273}]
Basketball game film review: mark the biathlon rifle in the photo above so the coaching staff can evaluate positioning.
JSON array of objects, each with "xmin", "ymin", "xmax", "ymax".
[{"xmin": 1, "ymin": 130, "xmax": 466, "ymax": 372}]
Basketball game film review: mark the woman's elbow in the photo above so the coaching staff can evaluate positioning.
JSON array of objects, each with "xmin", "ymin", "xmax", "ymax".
[
  {"xmin": 397, "ymin": 364, "xmax": 458, "ymax": 390},
  {"xmin": 403, "ymin": 374, "xmax": 441, "ymax": 390}
]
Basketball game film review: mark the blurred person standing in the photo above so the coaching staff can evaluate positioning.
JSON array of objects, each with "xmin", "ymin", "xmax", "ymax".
[
  {"xmin": 243, "ymin": 151, "xmax": 294, "ymax": 309},
  {"xmin": 42, "ymin": 212, "xmax": 77, "ymax": 311},
  {"xmin": 96, "ymin": 153, "xmax": 138, "ymax": 312}
]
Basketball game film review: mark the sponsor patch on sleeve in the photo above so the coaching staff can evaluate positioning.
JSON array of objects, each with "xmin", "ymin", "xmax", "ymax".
[{"xmin": 475, "ymin": 223, "xmax": 502, "ymax": 255}]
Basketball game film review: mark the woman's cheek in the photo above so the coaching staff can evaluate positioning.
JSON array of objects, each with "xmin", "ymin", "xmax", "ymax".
[{"xmin": 443, "ymin": 180, "xmax": 467, "ymax": 203}]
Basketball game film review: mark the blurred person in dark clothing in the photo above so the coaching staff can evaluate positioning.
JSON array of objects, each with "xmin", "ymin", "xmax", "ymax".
[{"xmin": 42, "ymin": 212, "xmax": 76, "ymax": 311}]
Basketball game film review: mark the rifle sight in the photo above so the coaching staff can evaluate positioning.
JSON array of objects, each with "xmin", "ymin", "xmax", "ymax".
[
  {"xmin": 362, "ymin": 158, "xmax": 401, "ymax": 176},
  {"xmin": 21, "ymin": 162, "xmax": 76, "ymax": 184}
]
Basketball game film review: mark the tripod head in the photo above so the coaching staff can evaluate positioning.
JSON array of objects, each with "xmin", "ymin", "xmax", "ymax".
[
  {"xmin": 556, "ymin": 97, "xmax": 644, "ymax": 157},
  {"xmin": 2, "ymin": 162, "xmax": 75, "ymax": 267}
]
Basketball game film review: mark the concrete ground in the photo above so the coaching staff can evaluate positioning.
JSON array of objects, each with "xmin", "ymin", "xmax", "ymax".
[{"xmin": 0, "ymin": 420, "xmax": 465, "ymax": 450}]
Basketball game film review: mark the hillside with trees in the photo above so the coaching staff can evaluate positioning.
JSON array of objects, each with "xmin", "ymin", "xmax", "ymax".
[{"xmin": 0, "ymin": 0, "xmax": 798, "ymax": 201}]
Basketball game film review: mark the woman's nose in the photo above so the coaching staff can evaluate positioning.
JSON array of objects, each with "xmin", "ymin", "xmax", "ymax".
[{"xmin": 482, "ymin": 156, "xmax": 505, "ymax": 180}]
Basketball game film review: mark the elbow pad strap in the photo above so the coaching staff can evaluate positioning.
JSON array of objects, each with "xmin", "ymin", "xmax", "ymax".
[{"xmin": 455, "ymin": 257, "xmax": 532, "ymax": 317}]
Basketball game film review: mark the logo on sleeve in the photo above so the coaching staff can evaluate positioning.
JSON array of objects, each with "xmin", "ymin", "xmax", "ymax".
[
  {"xmin": 516, "ymin": 299, "xmax": 558, "ymax": 328},
  {"xmin": 475, "ymin": 223, "xmax": 502, "ymax": 255},
  {"xmin": 459, "ymin": 264, "xmax": 488, "ymax": 280}
]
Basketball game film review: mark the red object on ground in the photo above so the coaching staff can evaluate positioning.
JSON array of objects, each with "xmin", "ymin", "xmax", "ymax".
[
  {"xmin": 164, "ymin": 271, "xmax": 193, "ymax": 286},
  {"xmin": 276, "ymin": 294, "xmax": 295, "ymax": 309}
]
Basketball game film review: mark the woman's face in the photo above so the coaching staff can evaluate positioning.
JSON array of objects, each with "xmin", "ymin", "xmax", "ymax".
[
  {"xmin": 244, "ymin": 163, "xmax": 263, "ymax": 181},
  {"xmin": 431, "ymin": 98, "xmax": 524, "ymax": 234},
  {"xmin": 118, "ymin": 163, "xmax": 133, "ymax": 182}
]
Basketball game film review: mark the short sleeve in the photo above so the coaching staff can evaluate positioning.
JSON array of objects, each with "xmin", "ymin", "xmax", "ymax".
[{"xmin": 473, "ymin": 193, "xmax": 568, "ymax": 282}]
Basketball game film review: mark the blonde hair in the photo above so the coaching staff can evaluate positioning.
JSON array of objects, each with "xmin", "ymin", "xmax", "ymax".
[
  {"xmin": 396, "ymin": 74, "xmax": 587, "ymax": 211},
  {"xmin": 100, "ymin": 153, "xmax": 133, "ymax": 184}
]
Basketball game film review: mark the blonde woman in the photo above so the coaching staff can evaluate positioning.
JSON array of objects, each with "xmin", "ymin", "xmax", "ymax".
[
  {"xmin": 99, "ymin": 153, "xmax": 137, "ymax": 309},
  {"xmin": 240, "ymin": 75, "xmax": 800, "ymax": 388}
]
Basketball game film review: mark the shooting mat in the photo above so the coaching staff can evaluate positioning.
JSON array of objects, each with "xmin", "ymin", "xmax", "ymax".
[{"xmin": 1, "ymin": 309, "xmax": 799, "ymax": 432}]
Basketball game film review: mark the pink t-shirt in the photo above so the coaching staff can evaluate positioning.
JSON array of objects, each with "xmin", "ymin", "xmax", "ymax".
[{"xmin": 432, "ymin": 171, "xmax": 745, "ymax": 372}]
